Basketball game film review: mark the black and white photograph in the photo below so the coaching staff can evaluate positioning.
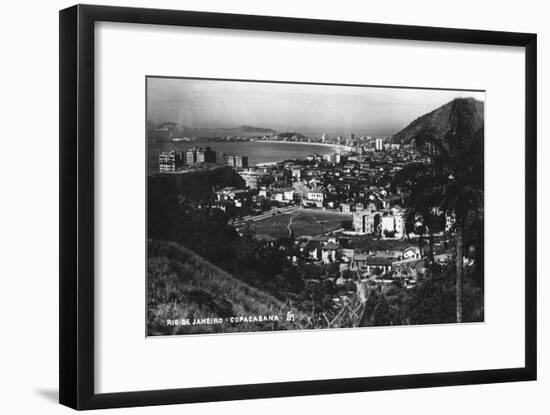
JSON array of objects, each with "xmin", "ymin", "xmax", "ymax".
[
  {"xmin": 0, "ymin": 0, "xmax": 542, "ymax": 412},
  {"xmin": 146, "ymin": 77, "xmax": 485, "ymax": 336}
]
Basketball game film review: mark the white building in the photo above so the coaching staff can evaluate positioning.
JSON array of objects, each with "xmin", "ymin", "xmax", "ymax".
[
  {"xmin": 381, "ymin": 215, "xmax": 396, "ymax": 236},
  {"xmin": 402, "ymin": 246, "xmax": 421, "ymax": 260},
  {"xmin": 321, "ymin": 242, "xmax": 339, "ymax": 264},
  {"xmin": 352, "ymin": 205, "xmax": 405, "ymax": 239},
  {"xmin": 283, "ymin": 189, "xmax": 296, "ymax": 201},
  {"xmin": 291, "ymin": 167, "xmax": 302, "ymax": 180},
  {"xmin": 307, "ymin": 190, "xmax": 324, "ymax": 202},
  {"xmin": 303, "ymin": 190, "xmax": 325, "ymax": 208},
  {"xmin": 238, "ymin": 169, "xmax": 267, "ymax": 189},
  {"xmin": 273, "ymin": 188, "xmax": 295, "ymax": 202},
  {"xmin": 215, "ymin": 187, "xmax": 248, "ymax": 202},
  {"xmin": 273, "ymin": 192, "xmax": 284, "ymax": 202},
  {"xmin": 445, "ymin": 212, "xmax": 456, "ymax": 232},
  {"xmin": 159, "ymin": 151, "xmax": 184, "ymax": 173},
  {"xmin": 340, "ymin": 202, "xmax": 351, "ymax": 213}
]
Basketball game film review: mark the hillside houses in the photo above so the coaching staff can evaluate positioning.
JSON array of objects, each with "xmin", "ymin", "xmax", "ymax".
[
  {"xmin": 321, "ymin": 242, "xmax": 339, "ymax": 264},
  {"xmin": 214, "ymin": 187, "xmax": 250, "ymax": 209},
  {"xmin": 350, "ymin": 251, "xmax": 402, "ymax": 274},
  {"xmin": 292, "ymin": 234, "xmax": 427, "ymax": 282},
  {"xmin": 214, "ymin": 146, "xmax": 452, "ymax": 289}
]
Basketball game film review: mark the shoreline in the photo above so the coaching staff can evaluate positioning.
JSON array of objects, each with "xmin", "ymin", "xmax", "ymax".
[
  {"xmin": 150, "ymin": 139, "xmax": 354, "ymax": 171},
  {"xmin": 252, "ymin": 141, "xmax": 352, "ymax": 167},
  {"xmin": 158, "ymin": 138, "xmax": 353, "ymax": 152},
  {"xmin": 252, "ymin": 140, "xmax": 353, "ymax": 152}
]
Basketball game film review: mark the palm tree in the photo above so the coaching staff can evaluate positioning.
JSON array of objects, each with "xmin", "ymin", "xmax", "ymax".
[
  {"xmin": 431, "ymin": 101, "xmax": 483, "ymax": 323},
  {"xmin": 395, "ymin": 158, "xmax": 441, "ymax": 264},
  {"xmin": 436, "ymin": 176, "xmax": 482, "ymax": 322},
  {"xmin": 395, "ymin": 99, "xmax": 483, "ymax": 322}
]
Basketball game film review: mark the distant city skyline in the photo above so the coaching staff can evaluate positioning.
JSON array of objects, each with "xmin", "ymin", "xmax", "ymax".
[{"xmin": 147, "ymin": 77, "xmax": 485, "ymax": 136}]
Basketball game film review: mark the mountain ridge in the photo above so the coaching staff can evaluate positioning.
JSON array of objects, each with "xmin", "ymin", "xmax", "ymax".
[
  {"xmin": 392, "ymin": 97, "xmax": 484, "ymax": 146},
  {"xmin": 149, "ymin": 122, "xmax": 277, "ymax": 139}
]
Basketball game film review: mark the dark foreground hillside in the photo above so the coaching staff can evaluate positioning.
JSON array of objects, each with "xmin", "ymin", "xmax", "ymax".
[{"xmin": 147, "ymin": 240, "xmax": 299, "ymax": 335}]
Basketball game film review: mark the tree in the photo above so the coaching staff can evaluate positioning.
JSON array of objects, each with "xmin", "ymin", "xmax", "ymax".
[
  {"xmin": 372, "ymin": 294, "xmax": 391, "ymax": 326},
  {"xmin": 394, "ymin": 99, "xmax": 484, "ymax": 323},
  {"xmin": 383, "ymin": 229, "xmax": 396, "ymax": 238},
  {"xmin": 431, "ymin": 101, "xmax": 483, "ymax": 322},
  {"xmin": 404, "ymin": 209, "xmax": 416, "ymax": 240},
  {"xmin": 395, "ymin": 150, "xmax": 440, "ymax": 264},
  {"xmin": 359, "ymin": 288, "xmax": 391, "ymax": 327},
  {"xmin": 408, "ymin": 275, "xmax": 455, "ymax": 324}
]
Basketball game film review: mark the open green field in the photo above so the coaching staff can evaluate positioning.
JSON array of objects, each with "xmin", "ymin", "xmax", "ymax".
[
  {"xmin": 347, "ymin": 237, "xmax": 415, "ymax": 252},
  {"xmin": 248, "ymin": 209, "xmax": 352, "ymax": 239}
]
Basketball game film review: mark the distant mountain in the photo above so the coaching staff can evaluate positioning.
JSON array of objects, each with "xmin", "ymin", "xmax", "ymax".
[
  {"xmin": 223, "ymin": 125, "xmax": 276, "ymax": 134},
  {"xmin": 156, "ymin": 122, "xmax": 180, "ymax": 130},
  {"xmin": 148, "ymin": 122, "xmax": 277, "ymax": 140},
  {"xmin": 392, "ymin": 98, "xmax": 484, "ymax": 147},
  {"xmin": 274, "ymin": 132, "xmax": 307, "ymax": 140}
]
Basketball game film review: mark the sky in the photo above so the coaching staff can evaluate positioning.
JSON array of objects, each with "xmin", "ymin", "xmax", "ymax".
[{"xmin": 147, "ymin": 77, "xmax": 485, "ymax": 136}]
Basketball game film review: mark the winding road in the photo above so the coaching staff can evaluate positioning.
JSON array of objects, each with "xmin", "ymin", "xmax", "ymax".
[{"xmin": 287, "ymin": 211, "xmax": 300, "ymax": 237}]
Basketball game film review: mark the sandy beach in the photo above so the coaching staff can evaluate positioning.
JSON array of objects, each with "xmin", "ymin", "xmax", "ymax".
[{"xmin": 252, "ymin": 140, "xmax": 353, "ymax": 152}]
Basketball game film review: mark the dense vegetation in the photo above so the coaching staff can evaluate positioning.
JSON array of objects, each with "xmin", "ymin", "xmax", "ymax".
[
  {"xmin": 358, "ymin": 266, "xmax": 484, "ymax": 327},
  {"xmin": 394, "ymin": 97, "xmax": 485, "ymax": 322},
  {"xmin": 148, "ymin": 168, "xmax": 310, "ymax": 304},
  {"xmin": 147, "ymin": 240, "xmax": 298, "ymax": 335}
]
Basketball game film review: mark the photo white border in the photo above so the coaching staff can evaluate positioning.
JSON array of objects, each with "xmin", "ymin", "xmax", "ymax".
[{"xmin": 95, "ymin": 22, "xmax": 525, "ymax": 394}]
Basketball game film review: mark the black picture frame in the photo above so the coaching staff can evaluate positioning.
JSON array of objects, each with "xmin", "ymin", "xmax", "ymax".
[{"xmin": 59, "ymin": 4, "xmax": 537, "ymax": 410}]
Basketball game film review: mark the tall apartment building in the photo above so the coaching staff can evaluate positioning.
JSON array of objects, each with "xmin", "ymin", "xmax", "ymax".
[
  {"xmin": 235, "ymin": 155, "xmax": 248, "ymax": 169},
  {"xmin": 196, "ymin": 147, "xmax": 216, "ymax": 164},
  {"xmin": 224, "ymin": 154, "xmax": 236, "ymax": 167},
  {"xmin": 238, "ymin": 169, "xmax": 268, "ymax": 189},
  {"xmin": 224, "ymin": 154, "xmax": 248, "ymax": 169},
  {"xmin": 186, "ymin": 148, "xmax": 197, "ymax": 165},
  {"xmin": 322, "ymin": 154, "xmax": 333, "ymax": 163},
  {"xmin": 186, "ymin": 147, "xmax": 216, "ymax": 165},
  {"xmin": 352, "ymin": 205, "xmax": 405, "ymax": 238},
  {"xmin": 375, "ymin": 137, "xmax": 384, "ymax": 151},
  {"xmin": 159, "ymin": 151, "xmax": 185, "ymax": 173}
]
